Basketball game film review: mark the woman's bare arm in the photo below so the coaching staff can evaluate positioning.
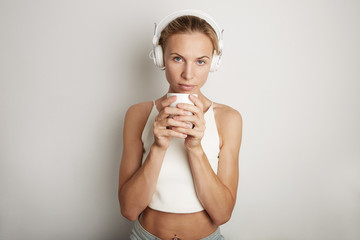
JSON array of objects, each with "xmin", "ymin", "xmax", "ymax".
[
  {"xmin": 174, "ymin": 100, "xmax": 243, "ymax": 225},
  {"xmin": 118, "ymin": 97, "xmax": 190, "ymax": 221},
  {"xmin": 118, "ymin": 102, "xmax": 165, "ymax": 221},
  {"xmin": 190, "ymin": 105, "xmax": 242, "ymax": 225}
]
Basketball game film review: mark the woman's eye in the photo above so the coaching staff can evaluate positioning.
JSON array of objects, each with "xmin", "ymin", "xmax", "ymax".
[
  {"xmin": 197, "ymin": 60, "xmax": 205, "ymax": 65},
  {"xmin": 174, "ymin": 57, "xmax": 182, "ymax": 62}
]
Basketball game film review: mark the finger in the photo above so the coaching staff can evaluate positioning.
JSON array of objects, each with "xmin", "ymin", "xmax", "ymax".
[
  {"xmin": 173, "ymin": 114, "xmax": 197, "ymax": 123},
  {"xmin": 158, "ymin": 128, "xmax": 187, "ymax": 139},
  {"xmin": 160, "ymin": 95, "xmax": 177, "ymax": 109},
  {"xmin": 156, "ymin": 106, "xmax": 189, "ymax": 121},
  {"xmin": 189, "ymin": 94, "xmax": 204, "ymax": 110},
  {"xmin": 173, "ymin": 116, "xmax": 205, "ymax": 130},
  {"xmin": 163, "ymin": 106, "xmax": 190, "ymax": 117},
  {"xmin": 158, "ymin": 117, "xmax": 193, "ymax": 129},
  {"xmin": 176, "ymin": 103, "xmax": 201, "ymax": 116},
  {"xmin": 171, "ymin": 127, "xmax": 202, "ymax": 138}
]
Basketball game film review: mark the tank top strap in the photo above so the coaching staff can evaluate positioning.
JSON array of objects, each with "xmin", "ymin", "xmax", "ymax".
[
  {"xmin": 204, "ymin": 101, "xmax": 214, "ymax": 116},
  {"xmin": 152, "ymin": 100, "xmax": 158, "ymax": 113}
]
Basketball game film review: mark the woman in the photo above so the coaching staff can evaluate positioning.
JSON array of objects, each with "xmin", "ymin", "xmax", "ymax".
[{"xmin": 118, "ymin": 10, "xmax": 243, "ymax": 240}]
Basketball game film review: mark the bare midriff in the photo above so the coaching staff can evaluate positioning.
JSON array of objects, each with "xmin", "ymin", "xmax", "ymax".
[{"xmin": 139, "ymin": 207, "xmax": 218, "ymax": 240}]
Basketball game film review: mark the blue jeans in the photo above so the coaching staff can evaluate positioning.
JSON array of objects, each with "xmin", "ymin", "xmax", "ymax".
[{"xmin": 130, "ymin": 218, "xmax": 225, "ymax": 240}]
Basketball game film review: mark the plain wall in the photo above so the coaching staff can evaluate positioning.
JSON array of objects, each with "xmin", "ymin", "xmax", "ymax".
[{"xmin": 1, "ymin": 0, "xmax": 359, "ymax": 239}]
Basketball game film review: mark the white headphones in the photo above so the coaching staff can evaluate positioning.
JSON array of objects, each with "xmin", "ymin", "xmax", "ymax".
[{"xmin": 150, "ymin": 9, "xmax": 224, "ymax": 72}]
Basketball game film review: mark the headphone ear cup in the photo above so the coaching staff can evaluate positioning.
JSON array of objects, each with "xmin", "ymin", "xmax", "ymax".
[
  {"xmin": 210, "ymin": 53, "xmax": 219, "ymax": 72},
  {"xmin": 154, "ymin": 45, "xmax": 164, "ymax": 69}
]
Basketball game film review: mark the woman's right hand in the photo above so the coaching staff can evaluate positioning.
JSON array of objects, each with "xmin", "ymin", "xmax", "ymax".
[{"xmin": 153, "ymin": 96, "xmax": 192, "ymax": 149}]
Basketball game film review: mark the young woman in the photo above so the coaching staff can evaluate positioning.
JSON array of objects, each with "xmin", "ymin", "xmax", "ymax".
[{"xmin": 118, "ymin": 10, "xmax": 243, "ymax": 240}]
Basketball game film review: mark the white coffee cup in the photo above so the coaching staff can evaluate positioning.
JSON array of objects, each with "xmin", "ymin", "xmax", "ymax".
[
  {"xmin": 167, "ymin": 93, "xmax": 198, "ymax": 110},
  {"xmin": 167, "ymin": 93, "xmax": 198, "ymax": 128}
]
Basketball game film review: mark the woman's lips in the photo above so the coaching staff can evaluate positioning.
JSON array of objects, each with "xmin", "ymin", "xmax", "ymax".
[{"xmin": 179, "ymin": 84, "xmax": 195, "ymax": 91}]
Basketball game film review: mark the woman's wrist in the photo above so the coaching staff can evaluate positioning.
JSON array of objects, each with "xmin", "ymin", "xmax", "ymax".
[
  {"xmin": 185, "ymin": 144, "xmax": 204, "ymax": 156},
  {"xmin": 151, "ymin": 143, "xmax": 168, "ymax": 154}
]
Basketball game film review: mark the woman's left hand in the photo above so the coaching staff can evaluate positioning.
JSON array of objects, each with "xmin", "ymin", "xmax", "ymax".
[{"xmin": 172, "ymin": 94, "xmax": 206, "ymax": 150}]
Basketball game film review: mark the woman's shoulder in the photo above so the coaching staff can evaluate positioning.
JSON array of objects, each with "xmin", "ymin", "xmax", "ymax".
[
  {"xmin": 212, "ymin": 102, "xmax": 243, "ymax": 148},
  {"xmin": 213, "ymin": 102, "xmax": 242, "ymax": 123},
  {"xmin": 124, "ymin": 101, "xmax": 155, "ymax": 128},
  {"xmin": 126, "ymin": 101, "xmax": 154, "ymax": 115}
]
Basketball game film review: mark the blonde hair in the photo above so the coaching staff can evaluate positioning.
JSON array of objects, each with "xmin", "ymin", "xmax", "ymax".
[{"xmin": 158, "ymin": 15, "xmax": 220, "ymax": 55}]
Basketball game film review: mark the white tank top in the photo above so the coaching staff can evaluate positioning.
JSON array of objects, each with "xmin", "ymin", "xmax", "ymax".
[{"xmin": 141, "ymin": 101, "xmax": 220, "ymax": 213}]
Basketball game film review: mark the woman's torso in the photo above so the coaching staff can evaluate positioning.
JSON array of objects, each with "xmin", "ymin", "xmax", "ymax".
[
  {"xmin": 141, "ymin": 99, "xmax": 220, "ymax": 213},
  {"xmin": 136, "ymin": 98, "xmax": 224, "ymax": 239}
]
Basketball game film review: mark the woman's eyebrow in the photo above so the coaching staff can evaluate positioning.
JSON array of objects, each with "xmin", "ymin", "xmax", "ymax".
[
  {"xmin": 169, "ymin": 52, "xmax": 210, "ymax": 59},
  {"xmin": 197, "ymin": 56, "xmax": 210, "ymax": 59},
  {"xmin": 170, "ymin": 52, "xmax": 184, "ymax": 58}
]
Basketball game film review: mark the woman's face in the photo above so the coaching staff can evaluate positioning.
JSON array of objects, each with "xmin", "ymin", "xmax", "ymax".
[{"xmin": 163, "ymin": 32, "xmax": 214, "ymax": 94}]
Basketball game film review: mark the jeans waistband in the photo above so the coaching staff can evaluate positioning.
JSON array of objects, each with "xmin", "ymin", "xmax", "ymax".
[{"xmin": 130, "ymin": 218, "xmax": 224, "ymax": 240}]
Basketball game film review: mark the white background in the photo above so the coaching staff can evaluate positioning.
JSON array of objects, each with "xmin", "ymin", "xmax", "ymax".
[{"xmin": 1, "ymin": 0, "xmax": 359, "ymax": 239}]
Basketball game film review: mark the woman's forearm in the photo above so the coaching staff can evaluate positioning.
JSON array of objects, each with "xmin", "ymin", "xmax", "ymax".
[
  {"xmin": 187, "ymin": 146, "xmax": 235, "ymax": 226},
  {"xmin": 119, "ymin": 144, "xmax": 166, "ymax": 221}
]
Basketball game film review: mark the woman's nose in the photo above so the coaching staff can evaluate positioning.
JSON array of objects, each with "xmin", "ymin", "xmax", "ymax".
[{"xmin": 181, "ymin": 62, "xmax": 194, "ymax": 80}]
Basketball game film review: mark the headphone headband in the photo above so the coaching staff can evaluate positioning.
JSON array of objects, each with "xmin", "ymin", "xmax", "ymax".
[{"xmin": 153, "ymin": 9, "xmax": 224, "ymax": 51}]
